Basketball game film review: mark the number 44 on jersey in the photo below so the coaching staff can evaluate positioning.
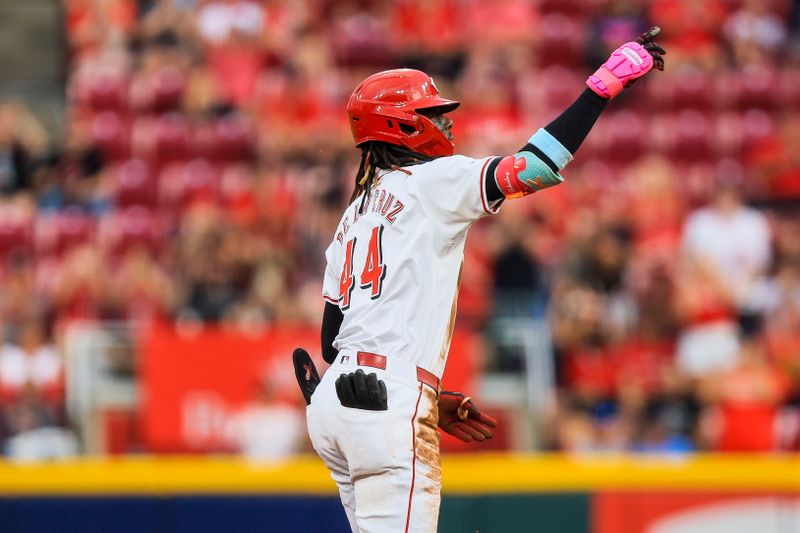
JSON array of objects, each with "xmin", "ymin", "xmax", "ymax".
[{"xmin": 339, "ymin": 225, "xmax": 386, "ymax": 310}]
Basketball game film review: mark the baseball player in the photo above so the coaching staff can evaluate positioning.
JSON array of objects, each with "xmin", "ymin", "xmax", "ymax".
[{"xmin": 294, "ymin": 28, "xmax": 665, "ymax": 533}]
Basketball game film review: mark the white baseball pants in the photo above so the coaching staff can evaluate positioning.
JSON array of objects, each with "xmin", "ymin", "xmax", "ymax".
[{"xmin": 306, "ymin": 354, "xmax": 441, "ymax": 533}]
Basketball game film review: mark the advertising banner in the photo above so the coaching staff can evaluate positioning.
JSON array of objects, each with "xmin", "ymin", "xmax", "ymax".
[{"xmin": 140, "ymin": 324, "xmax": 479, "ymax": 452}]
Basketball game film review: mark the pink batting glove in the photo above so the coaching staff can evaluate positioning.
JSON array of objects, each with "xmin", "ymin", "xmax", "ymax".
[{"xmin": 586, "ymin": 26, "xmax": 665, "ymax": 99}]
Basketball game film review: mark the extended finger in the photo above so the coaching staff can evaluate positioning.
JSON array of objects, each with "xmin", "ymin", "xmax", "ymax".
[
  {"xmin": 644, "ymin": 42, "xmax": 666, "ymax": 55},
  {"xmin": 636, "ymin": 26, "xmax": 661, "ymax": 45},
  {"xmin": 464, "ymin": 420, "xmax": 494, "ymax": 439},
  {"xmin": 444, "ymin": 424, "xmax": 474, "ymax": 442},
  {"xmin": 455, "ymin": 422, "xmax": 488, "ymax": 441}
]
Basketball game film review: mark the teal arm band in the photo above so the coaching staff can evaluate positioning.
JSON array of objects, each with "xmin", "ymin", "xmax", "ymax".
[{"xmin": 530, "ymin": 128, "xmax": 573, "ymax": 171}]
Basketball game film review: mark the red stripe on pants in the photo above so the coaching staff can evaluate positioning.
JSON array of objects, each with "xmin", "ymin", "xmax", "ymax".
[{"xmin": 404, "ymin": 385, "xmax": 423, "ymax": 533}]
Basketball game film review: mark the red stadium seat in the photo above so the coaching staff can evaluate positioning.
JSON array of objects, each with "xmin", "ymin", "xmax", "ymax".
[
  {"xmin": 538, "ymin": 13, "xmax": 584, "ymax": 67},
  {"xmin": 671, "ymin": 69, "xmax": 714, "ymax": 110},
  {"xmin": 141, "ymin": 113, "xmax": 191, "ymax": 166},
  {"xmin": 219, "ymin": 164, "xmax": 253, "ymax": 204},
  {"xmin": 84, "ymin": 71, "xmax": 128, "ymax": 112},
  {"xmin": 331, "ymin": 11, "xmax": 391, "ymax": 67},
  {"xmin": 156, "ymin": 113, "xmax": 191, "ymax": 163},
  {"xmin": 114, "ymin": 159, "xmax": 158, "ymax": 209},
  {"xmin": 640, "ymin": 69, "xmax": 672, "ymax": 112},
  {"xmin": 131, "ymin": 66, "xmax": 187, "ymax": 114},
  {"xmin": 778, "ymin": 68, "xmax": 800, "ymax": 110},
  {"xmin": 159, "ymin": 159, "xmax": 219, "ymax": 211},
  {"xmin": 538, "ymin": 0, "xmax": 592, "ymax": 15},
  {"xmin": 733, "ymin": 65, "xmax": 779, "ymax": 111},
  {"xmin": 220, "ymin": 164, "xmax": 255, "ymax": 221},
  {"xmin": 190, "ymin": 121, "xmax": 216, "ymax": 160},
  {"xmin": 211, "ymin": 116, "xmax": 255, "ymax": 162},
  {"xmin": 0, "ymin": 215, "xmax": 32, "ymax": 261},
  {"xmin": 181, "ymin": 159, "xmax": 219, "ymax": 206},
  {"xmin": 601, "ymin": 111, "xmax": 647, "ymax": 163},
  {"xmin": 540, "ymin": 66, "xmax": 582, "ymax": 110},
  {"xmin": 99, "ymin": 206, "xmax": 163, "ymax": 259},
  {"xmin": 714, "ymin": 109, "xmax": 776, "ymax": 159},
  {"xmin": 713, "ymin": 112, "xmax": 745, "ymax": 158},
  {"xmin": 668, "ymin": 110, "xmax": 713, "ymax": 162},
  {"xmin": 148, "ymin": 66, "xmax": 186, "ymax": 114},
  {"xmin": 91, "ymin": 112, "xmax": 130, "ymax": 162},
  {"xmin": 740, "ymin": 109, "xmax": 777, "ymax": 145},
  {"xmin": 35, "ymin": 208, "xmax": 96, "ymax": 258}
]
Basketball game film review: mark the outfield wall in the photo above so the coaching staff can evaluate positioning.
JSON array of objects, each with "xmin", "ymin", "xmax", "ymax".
[{"xmin": 0, "ymin": 454, "xmax": 798, "ymax": 533}]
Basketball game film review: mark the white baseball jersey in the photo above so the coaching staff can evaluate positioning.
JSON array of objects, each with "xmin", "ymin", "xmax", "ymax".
[{"xmin": 322, "ymin": 154, "xmax": 501, "ymax": 378}]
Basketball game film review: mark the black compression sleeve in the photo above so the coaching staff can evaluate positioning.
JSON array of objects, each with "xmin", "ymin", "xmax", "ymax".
[
  {"xmin": 485, "ymin": 158, "xmax": 504, "ymax": 203},
  {"xmin": 484, "ymin": 89, "xmax": 609, "ymax": 203},
  {"xmin": 321, "ymin": 301, "xmax": 344, "ymax": 364},
  {"xmin": 541, "ymin": 88, "xmax": 608, "ymax": 154}
]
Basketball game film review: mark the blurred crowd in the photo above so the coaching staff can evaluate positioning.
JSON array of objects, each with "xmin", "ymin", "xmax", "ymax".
[{"xmin": 0, "ymin": 0, "xmax": 799, "ymax": 456}]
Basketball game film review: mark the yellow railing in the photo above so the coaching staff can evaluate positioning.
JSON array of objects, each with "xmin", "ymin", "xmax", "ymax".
[{"xmin": 0, "ymin": 454, "xmax": 798, "ymax": 495}]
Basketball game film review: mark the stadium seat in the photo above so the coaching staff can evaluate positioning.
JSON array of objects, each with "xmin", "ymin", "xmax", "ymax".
[
  {"xmin": 100, "ymin": 206, "xmax": 162, "ymax": 259},
  {"xmin": 713, "ymin": 110, "xmax": 777, "ymax": 159},
  {"xmin": 713, "ymin": 112, "xmax": 745, "ymax": 158},
  {"xmin": 148, "ymin": 66, "xmax": 186, "ymax": 114},
  {"xmin": 740, "ymin": 109, "xmax": 777, "ymax": 145},
  {"xmin": 159, "ymin": 159, "xmax": 218, "ymax": 211},
  {"xmin": 733, "ymin": 66, "xmax": 778, "ymax": 110},
  {"xmin": 35, "ymin": 208, "xmax": 95, "ymax": 258},
  {"xmin": 538, "ymin": 13, "xmax": 584, "ymax": 67},
  {"xmin": 668, "ymin": 110, "xmax": 713, "ymax": 162},
  {"xmin": 211, "ymin": 116, "xmax": 255, "ymax": 162},
  {"xmin": 540, "ymin": 66, "xmax": 582, "ymax": 110},
  {"xmin": 91, "ymin": 112, "xmax": 130, "ymax": 162},
  {"xmin": 0, "ymin": 216, "xmax": 32, "ymax": 261},
  {"xmin": 778, "ymin": 68, "xmax": 800, "ymax": 109},
  {"xmin": 113, "ymin": 159, "xmax": 158, "ymax": 209},
  {"xmin": 538, "ymin": 0, "xmax": 593, "ymax": 15},
  {"xmin": 181, "ymin": 159, "xmax": 219, "ymax": 206},
  {"xmin": 330, "ymin": 10, "xmax": 391, "ymax": 67},
  {"xmin": 219, "ymin": 164, "xmax": 253, "ymax": 204},
  {"xmin": 151, "ymin": 113, "xmax": 191, "ymax": 165},
  {"xmin": 131, "ymin": 65, "xmax": 187, "ymax": 115},
  {"xmin": 671, "ymin": 69, "xmax": 714, "ymax": 110},
  {"xmin": 84, "ymin": 71, "xmax": 128, "ymax": 112},
  {"xmin": 601, "ymin": 111, "xmax": 647, "ymax": 164}
]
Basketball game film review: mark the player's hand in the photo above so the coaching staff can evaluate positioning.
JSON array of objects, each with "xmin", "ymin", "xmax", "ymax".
[
  {"xmin": 293, "ymin": 347, "xmax": 321, "ymax": 406},
  {"xmin": 437, "ymin": 391, "xmax": 497, "ymax": 443},
  {"xmin": 586, "ymin": 26, "xmax": 666, "ymax": 99},
  {"xmin": 635, "ymin": 27, "xmax": 666, "ymax": 72}
]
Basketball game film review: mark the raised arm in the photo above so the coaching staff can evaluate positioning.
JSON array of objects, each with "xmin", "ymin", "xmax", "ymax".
[{"xmin": 485, "ymin": 27, "xmax": 666, "ymax": 203}]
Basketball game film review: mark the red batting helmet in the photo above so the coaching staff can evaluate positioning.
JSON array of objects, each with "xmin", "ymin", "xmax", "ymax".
[{"xmin": 346, "ymin": 69, "xmax": 460, "ymax": 157}]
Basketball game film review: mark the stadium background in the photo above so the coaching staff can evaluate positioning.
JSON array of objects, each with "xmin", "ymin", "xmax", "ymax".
[{"xmin": 0, "ymin": 0, "xmax": 799, "ymax": 531}]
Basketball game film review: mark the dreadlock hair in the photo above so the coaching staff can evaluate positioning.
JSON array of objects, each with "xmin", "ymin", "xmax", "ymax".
[{"xmin": 349, "ymin": 142, "xmax": 437, "ymax": 214}]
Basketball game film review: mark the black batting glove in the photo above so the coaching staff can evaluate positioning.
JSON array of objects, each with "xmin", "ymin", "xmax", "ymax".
[{"xmin": 336, "ymin": 369, "xmax": 388, "ymax": 411}]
